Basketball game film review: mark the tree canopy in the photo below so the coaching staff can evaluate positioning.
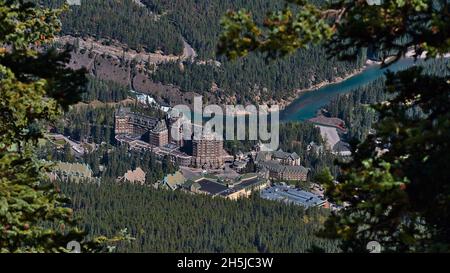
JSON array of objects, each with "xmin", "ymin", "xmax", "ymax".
[
  {"xmin": 0, "ymin": 0, "xmax": 100, "ymax": 252},
  {"xmin": 220, "ymin": 0, "xmax": 450, "ymax": 252}
]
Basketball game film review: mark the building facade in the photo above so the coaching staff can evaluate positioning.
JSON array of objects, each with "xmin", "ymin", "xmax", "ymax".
[
  {"xmin": 192, "ymin": 133, "xmax": 225, "ymax": 169},
  {"xmin": 258, "ymin": 160, "xmax": 309, "ymax": 181},
  {"xmin": 115, "ymin": 108, "xmax": 230, "ymax": 169},
  {"xmin": 272, "ymin": 150, "xmax": 301, "ymax": 166},
  {"xmin": 255, "ymin": 150, "xmax": 309, "ymax": 181},
  {"xmin": 255, "ymin": 150, "xmax": 301, "ymax": 166},
  {"xmin": 149, "ymin": 120, "xmax": 169, "ymax": 147},
  {"xmin": 114, "ymin": 107, "xmax": 159, "ymax": 137},
  {"xmin": 168, "ymin": 114, "xmax": 185, "ymax": 147}
]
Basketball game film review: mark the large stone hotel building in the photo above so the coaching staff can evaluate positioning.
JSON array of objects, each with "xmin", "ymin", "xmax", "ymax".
[
  {"xmin": 192, "ymin": 132, "xmax": 226, "ymax": 169},
  {"xmin": 114, "ymin": 107, "xmax": 159, "ymax": 136},
  {"xmin": 114, "ymin": 107, "xmax": 230, "ymax": 169}
]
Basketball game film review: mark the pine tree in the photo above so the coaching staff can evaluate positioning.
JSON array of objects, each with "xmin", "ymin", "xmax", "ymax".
[
  {"xmin": 220, "ymin": 0, "xmax": 450, "ymax": 252},
  {"xmin": 0, "ymin": 1, "xmax": 99, "ymax": 252}
]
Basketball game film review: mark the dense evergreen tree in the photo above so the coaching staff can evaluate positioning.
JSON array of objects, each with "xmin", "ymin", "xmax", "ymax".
[
  {"xmin": 325, "ymin": 59, "xmax": 450, "ymax": 141},
  {"xmin": 82, "ymin": 76, "xmax": 130, "ymax": 103},
  {"xmin": 35, "ymin": 0, "xmax": 183, "ymax": 54},
  {"xmin": 0, "ymin": 1, "xmax": 100, "ymax": 252},
  {"xmin": 220, "ymin": 0, "xmax": 450, "ymax": 252},
  {"xmin": 61, "ymin": 180, "xmax": 339, "ymax": 253},
  {"xmin": 37, "ymin": 0, "xmax": 365, "ymax": 105},
  {"xmin": 54, "ymin": 106, "xmax": 116, "ymax": 144},
  {"xmin": 144, "ymin": 0, "xmax": 364, "ymax": 103}
]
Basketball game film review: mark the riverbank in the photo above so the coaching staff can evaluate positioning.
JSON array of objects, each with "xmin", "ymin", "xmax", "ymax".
[
  {"xmin": 274, "ymin": 62, "xmax": 373, "ymax": 111},
  {"xmin": 203, "ymin": 62, "xmax": 374, "ymax": 116},
  {"xmin": 281, "ymin": 58, "xmax": 423, "ymax": 121}
]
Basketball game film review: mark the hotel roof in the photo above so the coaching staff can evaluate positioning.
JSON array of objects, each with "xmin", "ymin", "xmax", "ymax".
[
  {"xmin": 308, "ymin": 115, "xmax": 347, "ymax": 132},
  {"xmin": 53, "ymin": 161, "xmax": 92, "ymax": 177},
  {"xmin": 273, "ymin": 150, "xmax": 300, "ymax": 160},
  {"xmin": 195, "ymin": 178, "xmax": 228, "ymax": 195},
  {"xmin": 261, "ymin": 185, "xmax": 325, "ymax": 208},
  {"xmin": 189, "ymin": 174, "xmax": 268, "ymax": 197},
  {"xmin": 164, "ymin": 171, "xmax": 186, "ymax": 190},
  {"xmin": 122, "ymin": 167, "xmax": 146, "ymax": 184},
  {"xmin": 151, "ymin": 120, "xmax": 168, "ymax": 133},
  {"xmin": 258, "ymin": 160, "xmax": 309, "ymax": 175}
]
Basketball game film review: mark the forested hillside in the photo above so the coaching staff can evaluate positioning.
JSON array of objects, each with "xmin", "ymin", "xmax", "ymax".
[
  {"xmin": 142, "ymin": 0, "xmax": 326, "ymax": 59},
  {"xmin": 35, "ymin": 0, "xmax": 365, "ymax": 105},
  {"xmin": 142, "ymin": 0, "xmax": 364, "ymax": 103},
  {"xmin": 325, "ymin": 59, "xmax": 450, "ymax": 141},
  {"xmin": 151, "ymin": 49, "xmax": 364, "ymax": 104},
  {"xmin": 61, "ymin": 180, "xmax": 339, "ymax": 253},
  {"xmin": 36, "ymin": 0, "xmax": 183, "ymax": 54},
  {"xmin": 325, "ymin": 78, "xmax": 386, "ymax": 141},
  {"xmin": 143, "ymin": 0, "xmax": 364, "ymax": 103},
  {"xmin": 82, "ymin": 76, "xmax": 130, "ymax": 103}
]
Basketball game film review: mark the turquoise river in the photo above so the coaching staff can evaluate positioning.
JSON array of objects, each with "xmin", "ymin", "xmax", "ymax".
[{"xmin": 280, "ymin": 58, "xmax": 418, "ymax": 121}]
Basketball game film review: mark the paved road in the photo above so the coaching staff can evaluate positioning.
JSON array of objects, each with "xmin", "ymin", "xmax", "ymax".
[{"xmin": 47, "ymin": 134, "xmax": 85, "ymax": 155}]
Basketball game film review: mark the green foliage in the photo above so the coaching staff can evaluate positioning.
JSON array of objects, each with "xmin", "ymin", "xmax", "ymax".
[
  {"xmin": 92, "ymin": 144, "xmax": 171, "ymax": 184},
  {"xmin": 54, "ymin": 105, "xmax": 116, "ymax": 144},
  {"xmin": 33, "ymin": 0, "xmax": 365, "ymax": 105},
  {"xmin": 145, "ymin": 0, "xmax": 363, "ymax": 105},
  {"xmin": 0, "ymin": 0, "xmax": 97, "ymax": 252},
  {"xmin": 82, "ymin": 76, "xmax": 130, "ymax": 103},
  {"xmin": 219, "ymin": 0, "xmax": 450, "ymax": 64},
  {"xmin": 152, "ymin": 50, "xmax": 364, "ymax": 104},
  {"xmin": 323, "ymin": 51, "xmax": 450, "ymax": 253},
  {"xmin": 224, "ymin": 120, "xmax": 340, "ymax": 177},
  {"xmin": 61, "ymin": 180, "xmax": 339, "ymax": 253},
  {"xmin": 35, "ymin": 0, "xmax": 183, "ymax": 54},
  {"xmin": 326, "ymin": 78, "xmax": 388, "ymax": 141},
  {"xmin": 220, "ymin": 0, "xmax": 450, "ymax": 252},
  {"xmin": 218, "ymin": 1, "xmax": 332, "ymax": 60},
  {"xmin": 50, "ymin": 103, "xmax": 165, "ymax": 145},
  {"xmin": 326, "ymin": 59, "xmax": 450, "ymax": 142}
]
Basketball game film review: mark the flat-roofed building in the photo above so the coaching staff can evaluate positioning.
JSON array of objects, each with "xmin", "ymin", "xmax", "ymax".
[
  {"xmin": 188, "ymin": 177, "xmax": 228, "ymax": 196},
  {"xmin": 261, "ymin": 185, "xmax": 327, "ymax": 208},
  {"xmin": 219, "ymin": 174, "xmax": 270, "ymax": 200},
  {"xmin": 186, "ymin": 173, "xmax": 269, "ymax": 200}
]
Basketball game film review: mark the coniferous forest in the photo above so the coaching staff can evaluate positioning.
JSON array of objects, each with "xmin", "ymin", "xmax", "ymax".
[
  {"xmin": 82, "ymin": 76, "xmax": 130, "ymax": 103},
  {"xmin": 36, "ymin": 0, "xmax": 184, "ymax": 54},
  {"xmin": 3, "ymin": 0, "xmax": 450, "ymax": 254},
  {"xmin": 325, "ymin": 59, "xmax": 450, "ymax": 141},
  {"xmin": 35, "ymin": 0, "xmax": 366, "ymax": 104},
  {"xmin": 60, "ymin": 180, "xmax": 339, "ymax": 253}
]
